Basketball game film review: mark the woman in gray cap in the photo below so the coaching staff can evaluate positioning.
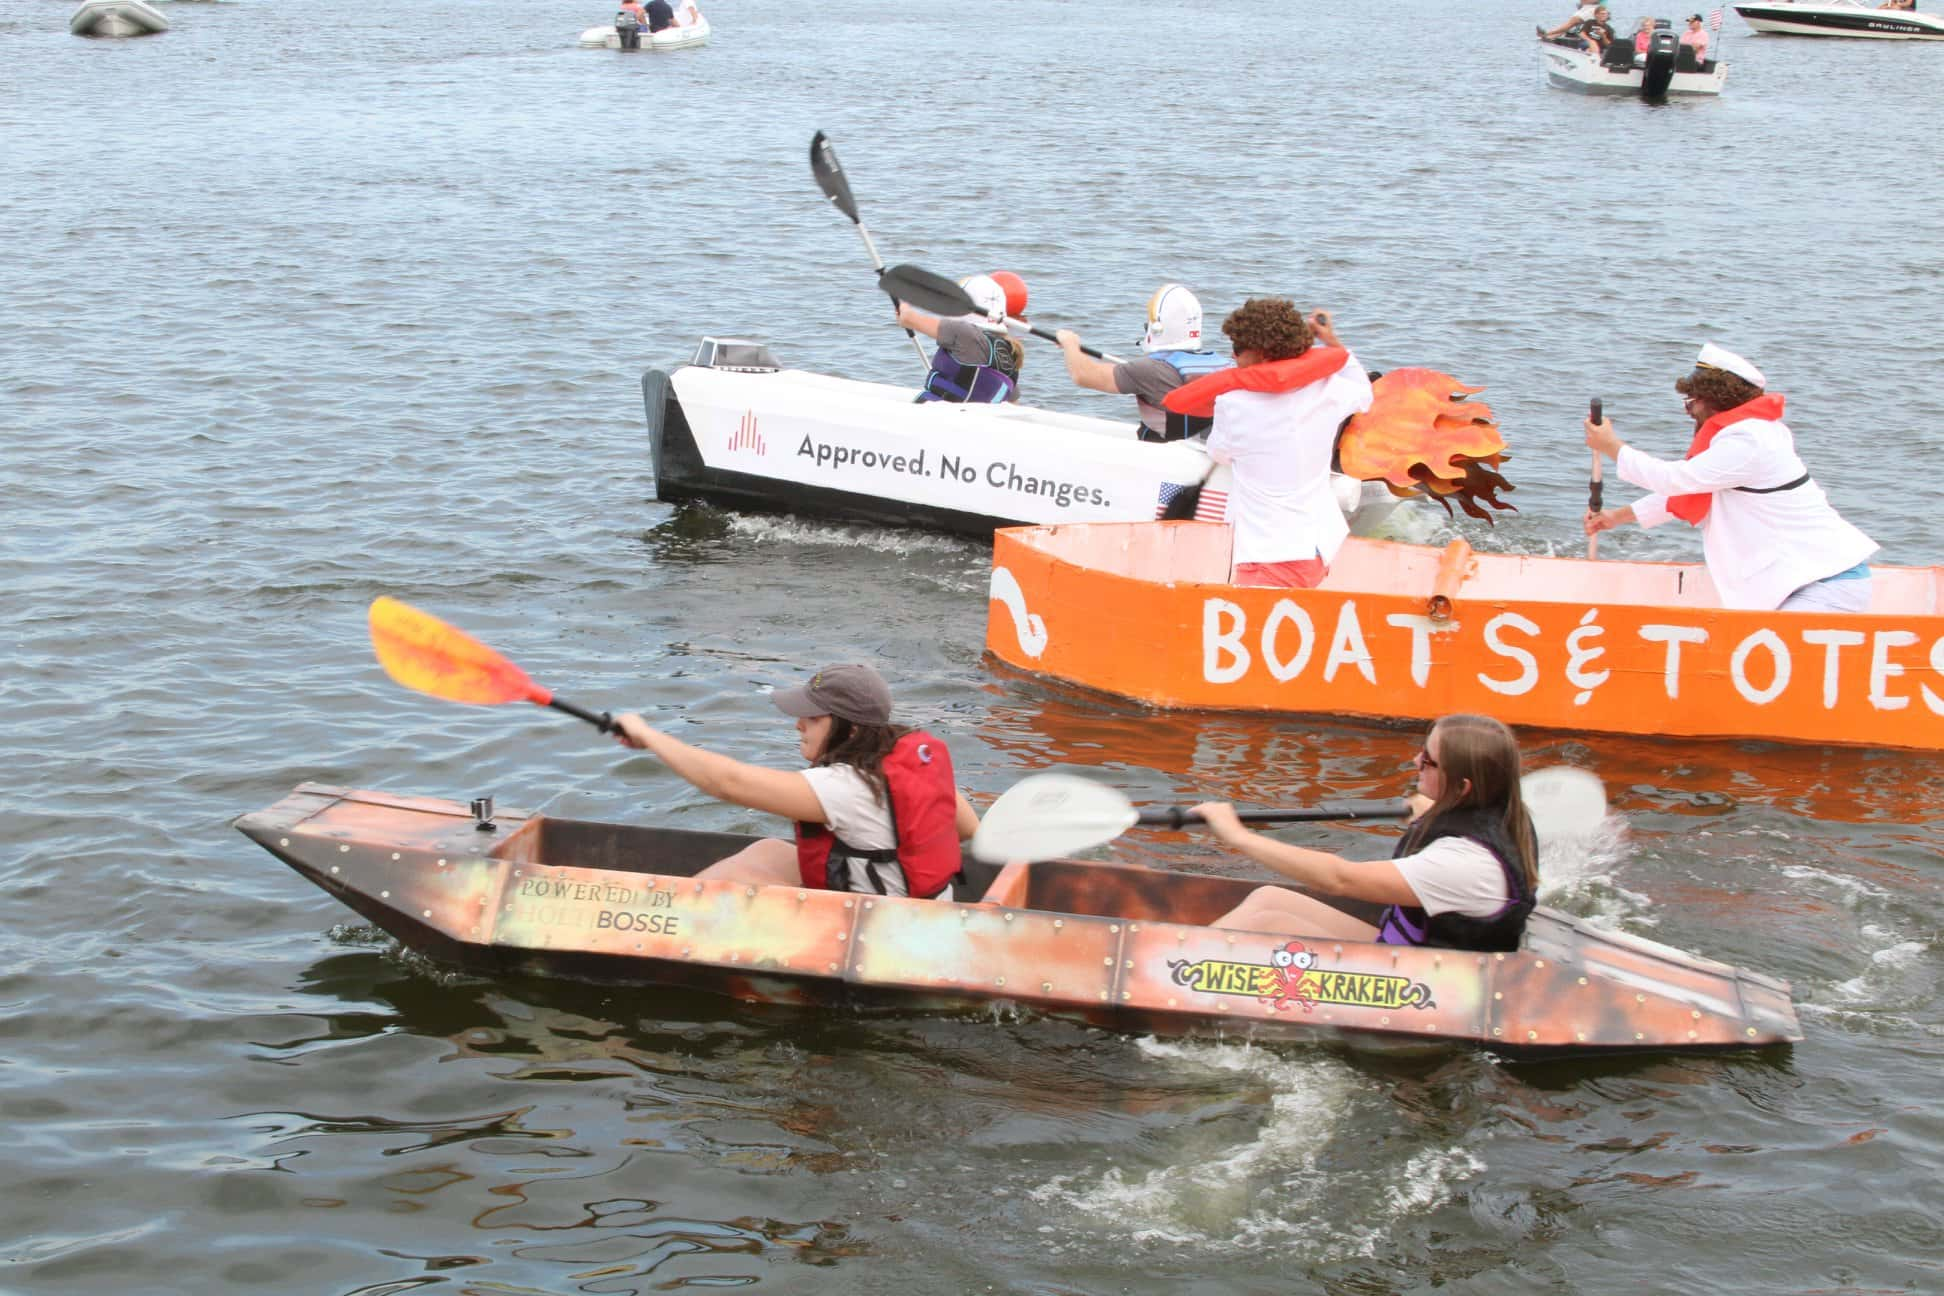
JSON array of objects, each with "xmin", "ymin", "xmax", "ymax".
[{"xmin": 613, "ymin": 663, "xmax": 980, "ymax": 899}]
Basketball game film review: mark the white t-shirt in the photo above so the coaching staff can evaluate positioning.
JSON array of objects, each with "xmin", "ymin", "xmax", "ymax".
[
  {"xmin": 801, "ymin": 763, "xmax": 943, "ymax": 899},
  {"xmin": 1205, "ymin": 356, "xmax": 1374, "ymax": 564},
  {"xmin": 1391, "ymin": 836, "xmax": 1515, "ymax": 917}
]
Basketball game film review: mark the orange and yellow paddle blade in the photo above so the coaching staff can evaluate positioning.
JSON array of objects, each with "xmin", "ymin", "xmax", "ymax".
[{"xmin": 368, "ymin": 596, "xmax": 551, "ymax": 707}]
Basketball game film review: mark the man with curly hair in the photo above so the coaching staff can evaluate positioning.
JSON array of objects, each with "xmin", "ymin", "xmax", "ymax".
[
  {"xmin": 1160, "ymin": 297, "xmax": 1373, "ymax": 588},
  {"xmin": 1583, "ymin": 343, "xmax": 1878, "ymax": 612}
]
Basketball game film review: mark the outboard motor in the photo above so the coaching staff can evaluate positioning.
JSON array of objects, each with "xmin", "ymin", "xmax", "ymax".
[
  {"xmin": 1641, "ymin": 28, "xmax": 1679, "ymax": 98},
  {"xmin": 614, "ymin": 9, "xmax": 640, "ymax": 49}
]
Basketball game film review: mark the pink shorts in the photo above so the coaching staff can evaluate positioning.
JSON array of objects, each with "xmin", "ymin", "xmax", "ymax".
[{"xmin": 1234, "ymin": 558, "xmax": 1328, "ymax": 589}]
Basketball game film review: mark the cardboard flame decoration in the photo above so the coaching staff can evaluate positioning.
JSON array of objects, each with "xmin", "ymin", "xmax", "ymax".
[{"xmin": 1338, "ymin": 368, "xmax": 1515, "ymax": 523}]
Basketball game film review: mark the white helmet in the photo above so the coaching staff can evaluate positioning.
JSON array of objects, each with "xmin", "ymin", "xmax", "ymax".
[
  {"xmin": 958, "ymin": 274, "xmax": 1008, "ymax": 331},
  {"xmin": 1141, "ymin": 283, "xmax": 1203, "ymax": 353}
]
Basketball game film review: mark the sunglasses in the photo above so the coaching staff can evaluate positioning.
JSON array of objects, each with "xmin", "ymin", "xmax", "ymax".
[{"xmin": 1414, "ymin": 748, "xmax": 1440, "ymax": 770}]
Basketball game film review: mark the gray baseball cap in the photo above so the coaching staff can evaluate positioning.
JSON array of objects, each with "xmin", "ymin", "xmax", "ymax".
[{"xmin": 771, "ymin": 663, "xmax": 894, "ymax": 725}]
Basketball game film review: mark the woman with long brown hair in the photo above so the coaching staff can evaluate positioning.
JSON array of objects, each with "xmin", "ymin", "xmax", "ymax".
[
  {"xmin": 613, "ymin": 663, "xmax": 980, "ymax": 899},
  {"xmin": 1198, "ymin": 714, "xmax": 1540, "ymax": 951}
]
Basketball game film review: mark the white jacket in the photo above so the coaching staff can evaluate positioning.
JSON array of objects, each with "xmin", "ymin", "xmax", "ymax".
[
  {"xmin": 1619, "ymin": 412, "xmax": 1877, "ymax": 610},
  {"xmin": 1206, "ymin": 359, "xmax": 1373, "ymax": 565}
]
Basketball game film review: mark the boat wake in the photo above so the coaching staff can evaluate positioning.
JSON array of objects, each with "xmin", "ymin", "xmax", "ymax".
[
  {"xmin": 726, "ymin": 513, "xmax": 979, "ymax": 557},
  {"xmin": 1024, "ymin": 1037, "xmax": 1483, "ymax": 1259}
]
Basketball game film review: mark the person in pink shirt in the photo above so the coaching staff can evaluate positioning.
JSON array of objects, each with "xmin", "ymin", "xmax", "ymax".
[{"xmin": 1679, "ymin": 14, "xmax": 1710, "ymax": 61}]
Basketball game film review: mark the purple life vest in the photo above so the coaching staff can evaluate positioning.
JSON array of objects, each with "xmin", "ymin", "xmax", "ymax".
[
  {"xmin": 1376, "ymin": 807, "xmax": 1535, "ymax": 952},
  {"xmin": 919, "ymin": 332, "xmax": 1018, "ymax": 404}
]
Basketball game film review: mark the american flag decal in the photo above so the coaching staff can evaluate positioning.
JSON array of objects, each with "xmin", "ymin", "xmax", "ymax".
[
  {"xmin": 1154, "ymin": 481, "xmax": 1187, "ymax": 519},
  {"xmin": 1194, "ymin": 486, "xmax": 1228, "ymax": 524},
  {"xmin": 727, "ymin": 410, "xmax": 767, "ymax": 455}
]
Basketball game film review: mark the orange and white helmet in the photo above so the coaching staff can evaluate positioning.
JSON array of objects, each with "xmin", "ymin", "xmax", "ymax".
[
  {"xmin": 990, "ymin": 270, "xmax": 1028, "ymax": 319},
  {"xmin": 1141, "ymin": 283, "xmax": 1203, "ymax": 353},
  {"xmin": 959, "ymin": 274, "xmax": 1008, "ymax": 331}
]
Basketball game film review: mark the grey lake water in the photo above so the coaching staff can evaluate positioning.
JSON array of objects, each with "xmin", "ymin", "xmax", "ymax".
[{"xmin": 5, "ymin": 0, "xmax": 1943, "ymax": 1291}]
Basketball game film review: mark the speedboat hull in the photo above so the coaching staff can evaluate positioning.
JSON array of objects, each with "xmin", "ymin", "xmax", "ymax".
[
  {"xmin": 644, "ymin": 342, "xmax": 1395, "ymax": 541},
  {"xmin": 236, "ymin": 783, "xmax": 1801, "ymax": 1053},
  {"xmin": 1735, "ymin": 1, "xmax": 1944, "ymax": 37},
  {"xmin": 70, "ymin": 0, "xmax": 168, "ymax": 36},
  {"xmin": 579, "ymin": 15, "xmax": 711, "ymax": 49},
  {"xmin": 1542, "ymin": 43, "xmax": 1727, "ymax": 94},
  {"xmin": 983, "ymin": 523, "xmax": 1944, "ymax": 749}
]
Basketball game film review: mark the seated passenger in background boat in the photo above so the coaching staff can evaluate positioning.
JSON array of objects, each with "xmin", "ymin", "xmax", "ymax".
[
  {"xmin": 1538, "ymin": 1, "xmax": 1599, "ymax": 38},
  {"xmin": 1160, "ymin": 297, "xmax": 1372, "ymax": 589},
  {"xmin": 1632, "ymin": 16, "xmax": 1656, "ymax": 52},
  {"xmin": 612, "ymin": 664, "xmax": 980, "ymax": 898},
  {"xmin": 1054, "ymin": 283, "xmax": 1229, "ymax": 444},
  {"xmin": 644, "ymin": 0, "xmax": 675, "ymax": 32},
  {"xmin": 1584, "ymin": 343, "xmax": 1879, "ymax": 612},
  {"xmin": 1678, "ymin": 13, "xmax": 1710, "ymax": 63},
  {"xmin": 671, "ymin": 0, "xmax": 701, "ymax": 23},
  {"xmin": 1878, "ymin": 0, "xmax": 1915, "ymax": 11},
  {"xmin": 1197, "ymin": 714, "xmax": 1539, "ymax": 952},
  {"xmin": 1579, "ymin": 6, "xmax": 1617, "ymax": 53},
  {"xmin": 896, "ymin": 273, "xmax": 1026, "ymax": 404}
]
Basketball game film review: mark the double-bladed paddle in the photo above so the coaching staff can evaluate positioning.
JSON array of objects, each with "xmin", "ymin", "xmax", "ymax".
[
  {"xmin": 969, "ymin": 766, "xmax": 1609, "ymax": 863},
  {"xmin": 368, "ymin": 596, "xmax": 616, "ymax": 733},
  {"xmin": 879, "ymin": 263, "xmax": 1129, "ymax": 365},
  {"xmin": 810, "ymin": 132, "xmax": 931, "ymax": 371}
]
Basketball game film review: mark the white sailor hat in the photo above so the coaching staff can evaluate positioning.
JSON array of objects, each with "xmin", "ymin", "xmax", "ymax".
[{"xmin": 1695, "ymin": 342, "xmax": 1765, "ymax": 388}]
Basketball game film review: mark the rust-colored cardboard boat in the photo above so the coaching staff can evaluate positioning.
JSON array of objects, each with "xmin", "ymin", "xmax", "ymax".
[{"xmin": 236, "ymin": 783, "xmax": 1801, "ymax": 1054}]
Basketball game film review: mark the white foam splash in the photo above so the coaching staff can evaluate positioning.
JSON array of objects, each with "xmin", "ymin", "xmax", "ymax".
[
  {"xmin": 727, "ymin": 514, "xmax": 976, "ymax": 556},
  {"xmin": 1023, "ymin": 1037, "xmax": 1484, "ymax": 1260}
]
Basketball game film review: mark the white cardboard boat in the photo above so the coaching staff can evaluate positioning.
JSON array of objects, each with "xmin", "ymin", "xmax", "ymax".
[
  {"xmin": 1734, "ymin": 0, "xmax": 1944, "ymax": 37},
  {"xmin": 643, "ymin": 338, "xmax": 1395, "ymax": 541},
  {"xmin": 580, "ymin": 8, "xmax": 710, "ymax": 50},
  {"xmin": 70, "ymin": 0, "xmax": 169, "ymax": 36}
]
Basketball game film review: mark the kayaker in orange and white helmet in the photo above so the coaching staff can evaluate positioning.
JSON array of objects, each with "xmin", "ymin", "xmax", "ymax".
[
  {"xmin": 896, "ymin": 273, "xmax": 1026, "ymax": 404},
  {"xmin": 1054, "ymin": 283, "xmax": 1230, "ymax": 443},
  {"xmin": 612, "ymin": 663, "xmax": 981, "ymax": 900},
  {"xmin": 989, "ymin": 270, "xmax": 1028, "ymax": 321},
  {"xmin": 1198, "ymin": 714, "xmax": 1540, "ymax": 953}
]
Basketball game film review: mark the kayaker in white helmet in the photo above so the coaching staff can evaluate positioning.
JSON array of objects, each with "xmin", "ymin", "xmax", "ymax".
[
  {"xmin": 896, "ymin": 273, "xmax": 1026, "ymax": 404},
  {"xmin": 1054, "ymin": 284, "xmax": 1230, "ymax": 443}
]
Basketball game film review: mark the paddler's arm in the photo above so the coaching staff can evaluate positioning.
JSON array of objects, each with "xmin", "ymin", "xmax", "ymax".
[
  {"xmin": 895, "ymin": 302, "xmax": 943, "ymax": 341},
  {"xmin": 1055, "ymin": 330, "xmax": 1119, "ymax": 393},
  {"xmin": 955, "ymin": 792, "xmax": 979, "ymax": 840},
  {"xmin": 1192, "ymin": 802, "xmax": 1420, "ymax": 907},
  {"xmin": 1305, "ymin": 310, "xmax": 1341, "ymax": 349},
  {"xmin": 612, "ymin": 713, "xmax": 828, "ymax": 823},
  {"xmin": 1588, "ymin": 415, "xmax": 1771, "ymax": 494}
]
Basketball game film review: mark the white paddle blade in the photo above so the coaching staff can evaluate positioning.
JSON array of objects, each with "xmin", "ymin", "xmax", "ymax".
[
  {"xmin": 1522, "ymin": 766, "xmax": 1608, "ymax": 840},
  {"xmin": 970, "ymin": 772, "xmax": 1138, "ymax": 863}
]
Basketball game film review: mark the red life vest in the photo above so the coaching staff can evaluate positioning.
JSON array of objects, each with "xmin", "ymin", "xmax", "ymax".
[
  {"xmin": 1161, "ymin": 346, "xmax": 1352, "ymax": 418},
  {"xmin": 1666, "ymin": 392, "xmax": 1788, "ymax": 524},
  {"xmin": 794, "ymin": 731, "xmax": 963, "ymax": 899}
]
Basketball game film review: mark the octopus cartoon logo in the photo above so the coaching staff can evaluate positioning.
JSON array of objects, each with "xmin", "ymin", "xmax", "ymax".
[{"xmin": 1265, "ymin": 940, "xmax": 1319, "ymax": 1013}]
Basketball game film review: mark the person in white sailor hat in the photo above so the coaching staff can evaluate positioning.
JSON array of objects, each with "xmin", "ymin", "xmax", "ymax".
[{"xmin": 1582, "ymin": 343, "xmax": 1879, "ymax": 613}]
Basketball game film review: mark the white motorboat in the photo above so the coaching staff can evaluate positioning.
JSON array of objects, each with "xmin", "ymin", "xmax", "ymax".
[
  {"xmin": 579, "ymin": 7, "xmax": 710, "ymax": 50},
  {"xmin": 1542, "ymin": 32, "xmax": 1727, "ymax": 96},
  {"xmin": 1734, "ymin": 0, "xmax": 1944, "ymax": 37},
  {"xmin": 642, "ymin": 338, "xmax": 1401, "ymax": 542},
  {"xmin": 70, "ymin": 0, "xmax": 169, "ymax": 36}
]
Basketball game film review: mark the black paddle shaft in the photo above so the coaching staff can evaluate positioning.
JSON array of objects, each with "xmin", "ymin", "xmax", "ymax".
[
  {"xmin": 879, "ymin": 263, "xmax": 1115, "ymax": 361},
  {"xmin": 1588, "ymin": 397, "xmax": 1605, "ymax": 512},
  {"xmin": 548, "ymin": 697, "xmax": 616, "ymax": 733},
  {"xmin": 1136, "ymin": 799, "xmax": 1413, "ymax": 829}
]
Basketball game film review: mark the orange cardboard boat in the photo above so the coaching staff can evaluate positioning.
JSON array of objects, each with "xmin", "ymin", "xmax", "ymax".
[
  {"xmin": 985, "ymin": 522, "xmax": 1944, "ymax": 749},
  {"xmin": 235, "ymin": 783, "xmax": 1799, "ymax": 1053}
]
